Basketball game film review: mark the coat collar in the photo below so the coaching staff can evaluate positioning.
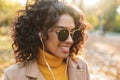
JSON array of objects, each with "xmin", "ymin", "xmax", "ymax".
[
  {"xmin": 25, "ymin": 60, "xmax": 45, "ymax": 80},
  {"xmin": 68, "ymin": 56, "xmax": 85, "ymax": 71},
  {"xmin": 25, "ymin": 56, "xmax": 87, "ymax": 80}
]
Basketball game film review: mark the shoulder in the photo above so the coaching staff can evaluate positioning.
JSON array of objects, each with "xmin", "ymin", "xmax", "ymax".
[
  {"xmin": 68, "ymin": 56, "xmax": 90, "ymax": 80},
  {"xmin": 3, "ymin": 62, "xmax": 26, "ymax": 80},
  {"xmin": 4, "ymin": 62, "xmax": 25, "ymax": 73},
  {"xmin": 69, "ymin": 56, "xmax": 88, "ymax": 65},
  {"xmin": 3, "ymin": 60, "xmax": 37, "ymax": 80},
  {"xmin": 4, "ymin": 60, "xmax": 36, "ymax": 73},
  {"xmin": 75, "ymin": 56, "xmax": 88, "ymax": 65},
  {"xmin": 68, "ymin": 55, "xmax": 89, "ymax": 70}
]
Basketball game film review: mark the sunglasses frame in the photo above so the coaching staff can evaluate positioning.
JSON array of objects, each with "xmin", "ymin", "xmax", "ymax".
[{"xmin": 50, "ymin": 26, "xmax": 82, "ymax": 42}]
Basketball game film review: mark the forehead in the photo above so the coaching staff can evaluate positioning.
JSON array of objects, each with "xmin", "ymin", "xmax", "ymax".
[{"xmin": 55, "ymin": 14, "xmax": 75, "ymax": 30}]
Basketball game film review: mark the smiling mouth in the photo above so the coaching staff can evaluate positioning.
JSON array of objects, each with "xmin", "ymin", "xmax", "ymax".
[{"xmin": 60, "ymin": 46, "xmax": 70, "ymax": 53}]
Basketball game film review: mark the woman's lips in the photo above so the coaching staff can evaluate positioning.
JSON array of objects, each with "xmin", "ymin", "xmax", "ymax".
[{"xmin": 60, "ymin": 47, "xmax": 70, "ymax": 53}]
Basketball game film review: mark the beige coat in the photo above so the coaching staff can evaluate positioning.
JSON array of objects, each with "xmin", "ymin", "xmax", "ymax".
[{"xmin": 3, "ymin": 57, "xmax": 90, "ymax": 80}]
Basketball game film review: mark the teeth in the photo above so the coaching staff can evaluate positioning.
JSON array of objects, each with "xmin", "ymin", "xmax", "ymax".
[{"xmin": 61, "ymin": 47, "xmax": 69, "ymax": 50}]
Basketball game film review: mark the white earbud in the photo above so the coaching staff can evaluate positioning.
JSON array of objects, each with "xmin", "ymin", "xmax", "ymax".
[
  {"xmin": 38, "ymin": 32, "xmax": 43, "ymax": 44},
  {"xmin": 38, "ymin": 32, "xmax": 41, "ymax": 37},
  {"xmin": 38, "ymin": 32, "xmax": 56, "ymax": 80}
]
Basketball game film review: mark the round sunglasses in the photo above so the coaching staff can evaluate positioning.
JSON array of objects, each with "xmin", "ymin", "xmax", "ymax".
[{"xmin": 54, "ymin": 28, "xmax": 82, "ymax": 42}]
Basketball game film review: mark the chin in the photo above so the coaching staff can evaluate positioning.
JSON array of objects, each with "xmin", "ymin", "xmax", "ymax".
[{"xmin": 60, "ymin": 54, "xmax": 69, "ymax": 58}]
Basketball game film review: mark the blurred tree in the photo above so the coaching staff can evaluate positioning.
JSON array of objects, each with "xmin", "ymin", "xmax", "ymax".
[
  {"xmin": 71, "ymin": 0, "xmax": 120, "ymax": 32},
  {"xmin": 94, "ymin": 0, "xmax": 120, "ymax": 33},
  {"xmin": 114, "ymin": 14, "xmax": 120, "ymax": 32},
  {"xmin": 84, "ymin": 0, "xmax": 120, "ymax": 33},
  {"xmin": 0, "ymin": 0, "xmax": 22, "ymax": 27},
  {"xmin": 101, "ymin": 0, "xmax": 117, "ymax": 33}
]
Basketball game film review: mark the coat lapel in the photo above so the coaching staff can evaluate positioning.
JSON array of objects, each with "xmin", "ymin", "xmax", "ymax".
[
  {"xmin": 68, "ymin": 57, "xmax": 87, "ymax": 80},
  {"xmin": 25, "ymin": 60, "xmax": 45, "ymax": 80},
  {"xmin": 24, "ymin": 57, "xmax": 89, "ymax": 80}
]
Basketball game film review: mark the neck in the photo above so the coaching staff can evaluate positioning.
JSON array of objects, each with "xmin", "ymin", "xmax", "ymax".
[
  {"xmin": 37, "ymin": 48, "xmax": 68, "ymax": 80},
  {"xmin": 37, "ymin": 48, "xmax": 64, "ymax": 67}
]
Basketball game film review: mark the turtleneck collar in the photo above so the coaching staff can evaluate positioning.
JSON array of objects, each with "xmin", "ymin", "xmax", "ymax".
[{"xmin": 37, "ymin": 48, "xmax": 65, "ymax": 68}]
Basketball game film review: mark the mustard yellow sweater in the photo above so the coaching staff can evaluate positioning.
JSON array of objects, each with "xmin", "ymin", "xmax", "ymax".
[{"xmin": 37, "ymin": 49, "xmax": 68, "ymax": 80}]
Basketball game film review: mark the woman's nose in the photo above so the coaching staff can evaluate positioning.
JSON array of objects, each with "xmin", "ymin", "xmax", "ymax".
[{"xmin": 65, "ymin": 34, "xmax": 74, "ymax": 44}]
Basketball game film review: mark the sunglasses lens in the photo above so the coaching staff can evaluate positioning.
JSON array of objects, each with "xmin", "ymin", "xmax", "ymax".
[
  {"xmin": 72, "ymin": 30, "xmax": 82, "ymax": 42},
  {"xmin": 58, "ymin": 29, "xmax": 69, "ymax": 41}
]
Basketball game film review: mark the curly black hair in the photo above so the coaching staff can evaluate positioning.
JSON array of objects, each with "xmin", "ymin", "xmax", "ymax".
[{"xmin": 12, "ymin": 0, "xmax": 88, "ymax": 63}]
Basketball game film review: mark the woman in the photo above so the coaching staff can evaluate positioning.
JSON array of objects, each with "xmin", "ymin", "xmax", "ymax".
[{"xmin": 3, "ymin": 0, "xmax": 90, "ymax": 80}]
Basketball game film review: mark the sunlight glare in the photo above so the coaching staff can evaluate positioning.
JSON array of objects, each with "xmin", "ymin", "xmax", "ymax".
[
  {"xmin": 59, "ymin": 0, "xmax": 72, "ymax": 4},
  {"xmin": 84, "ymin": 0, "xmax": 98, "ymax": 7},
  {"xmin": 13, "ymin": 0, "xmax": 27, "ymax": 6},
  {"xmin": 117, "ymin": 6, "xmax": 120, "ymax": 14},
  {"xmin": 65, "ymin": 0, "xmax": 72, "ymax": 4}
]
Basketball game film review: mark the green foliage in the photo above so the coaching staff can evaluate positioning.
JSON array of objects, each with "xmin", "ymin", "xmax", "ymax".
[
  {"xmin": 0, "ymin": 27, "xmax": 14, "ymax": 79},
  {"xmin": 0, "ymin": 0, "xmax": 23, "ymax": 26},
  {"xmin": 0, "ymin": 27, "xmax": 12, "ymax": 51},
  {"xmin": 113, "ymin": 14, "xmax": 120, "ymax": 32},
  {"xmin": 86, "ymin": 14, "xmax": 99, "ymax": 30},
  {"xmin": 102, "ymin": 0, "xmax": 117, "ymax": 32},
  {"xmin": 83, "ymin": 0, "xmax": 120, "ymax": 33}
]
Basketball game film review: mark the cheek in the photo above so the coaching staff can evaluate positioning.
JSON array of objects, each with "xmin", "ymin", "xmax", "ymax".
[
  {"xmin": 44, "ymin": 33, "xmax": 59, "ymax": 50},
  {"xmin": 48, "ymin": 33, "xmax": 58, "ymax": 43}
]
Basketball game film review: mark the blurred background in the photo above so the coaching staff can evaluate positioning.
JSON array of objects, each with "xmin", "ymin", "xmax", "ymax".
[{"xmin": 0, "ymin": 0, "xmax": 120, "ymax": 80}]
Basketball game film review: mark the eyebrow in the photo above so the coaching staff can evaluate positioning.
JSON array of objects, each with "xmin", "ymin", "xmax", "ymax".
[
  {"xmin": 55, "ymin": 26, "xmax": 76, "ymax": 31},
  {"xmin": 55, "ymin": 26, "xmax": 66, "ymax": 29}
]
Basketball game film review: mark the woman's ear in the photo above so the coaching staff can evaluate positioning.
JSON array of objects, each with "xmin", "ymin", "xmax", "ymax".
[
  {"xmin": 38, "ymin": 32, "xmax": 43, "ymax": 41},
  {"xmin": 38, "ymin": 32, "xmax": 48, "ymax": 40},
  {"xmin": 38, "ymin": 32, "xmax": 42, "ymax": 37}
]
